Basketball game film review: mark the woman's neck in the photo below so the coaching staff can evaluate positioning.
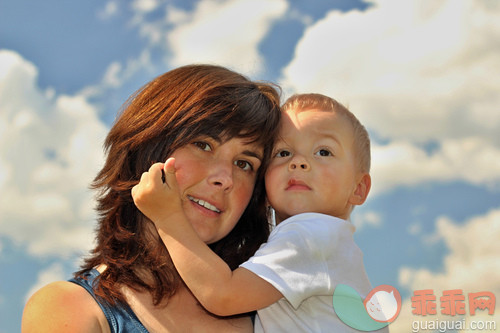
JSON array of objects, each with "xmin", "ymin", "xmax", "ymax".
[{"xmin": 122, "ymin": 284, "xmax": 252, "ymax": 332}]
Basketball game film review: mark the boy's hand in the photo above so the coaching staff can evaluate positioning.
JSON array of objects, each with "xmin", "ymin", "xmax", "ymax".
[{"xmin": 132, "ymin": 157, "xmax": 184, "ymax": 227}]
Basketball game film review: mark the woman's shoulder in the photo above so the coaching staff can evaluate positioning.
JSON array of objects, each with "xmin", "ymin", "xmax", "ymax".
[{"xmin": 22, "ymin": 280, "xmax": 110, "ymax": 333}]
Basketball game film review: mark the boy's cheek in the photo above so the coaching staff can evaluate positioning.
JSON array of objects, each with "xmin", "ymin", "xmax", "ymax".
[{"xmin": 265, "ymin": 164, "xmax": 282, "ymax": 183}]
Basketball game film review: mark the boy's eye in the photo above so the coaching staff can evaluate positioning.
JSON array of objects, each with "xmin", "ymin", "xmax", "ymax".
[
  {"xmin": 193, "ymin": 141, "xmax": 212, "ymax": 151},
  {"xmin": 274, "ymin": 150, "xmax": 291, "ymax": 158},
  {"xmin": 315, "ymin": 149, "xmax": 333, "ymax": 157},
  {"xmin": 234, "ymin": 160, "xmax": 253, "ymax": 171}
]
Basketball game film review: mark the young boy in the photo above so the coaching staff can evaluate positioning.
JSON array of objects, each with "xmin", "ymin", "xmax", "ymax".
[{"xmin": 133, "ymin": 93, "xmax": 379, "ymax": 332}]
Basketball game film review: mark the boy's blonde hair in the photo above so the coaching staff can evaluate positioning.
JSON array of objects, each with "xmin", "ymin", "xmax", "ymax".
[{"xmin": 282, "ymin": 93, "xmax": 371, "ymax": 174}]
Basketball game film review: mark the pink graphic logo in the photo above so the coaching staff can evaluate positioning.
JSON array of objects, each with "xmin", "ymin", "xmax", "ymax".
[
  {"xmin": 364, "ymin": 285, "xmax": 402, "ymax": 323},
  {"xmin": 333, "ymin": 284, "xmax": 402, "ymax": 331}
]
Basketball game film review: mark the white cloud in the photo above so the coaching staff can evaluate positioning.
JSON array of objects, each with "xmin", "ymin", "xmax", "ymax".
[
  {"xmin": 125, "ymin": 0, "xmax": 288, "ymax": 80},
  {"xmin": 352, "ymin": 210, "xmax": 382, "ymax": 230},
  {"xmin": 77, "ymin": 49, "xmax": 154, "ymax": 113},
  {"xmin": 132, "ymin": 0, "xmax": 162, "ymax": 14},
  {"xmin": 392, "ymin": 208, "xmax": 500, "ymax": 331},
  {"xmin": 370, "ymin": 137, "xmax": 500, "ymax": 196},
  {"xmin": 165, "ymin": 0, "xmax": 288, "ymax": 75},
  {"xmin": 97, "ymin": 1, "xmax": 119, "ymax": 20},
  {"xmin": 407, "ymin": 222, "xmax": 421, "ymax": 236},
  {"xmin": 286, "ymin": 7, "xmax": 313, "ymax": 26},
  {"xmin": 99, "ymin": 50, "xmax": 153, "ymax": 90},
  {"xmin": 282, "ymin": 0, "xmax": 500, "ymax": 141},
  {"xmin": 280, "ymin": 0, "xmax": 500, "ymax": 194},
  {"xmin": 0, "ymin": 50, "xmax": 107, "ymax": 258},
  {"xmin": 400, "ymin": 208, "xmax": 500, "ymax": 291},
  {"xmin": 101, "ymin": 61, "xmax": 123, "ymax": 88},
  {"xmin": 129, "ymin": 0, "xmax": 164, "ymax": 27},
  {"xmin": 24, "ymin": 262, "xmax": 67, "ymax": 303}
]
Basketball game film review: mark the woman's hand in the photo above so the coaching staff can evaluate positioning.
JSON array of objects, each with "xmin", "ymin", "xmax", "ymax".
[{"xmin": 132, "ymin": 157, "xmax": 185, "ymax": 228}]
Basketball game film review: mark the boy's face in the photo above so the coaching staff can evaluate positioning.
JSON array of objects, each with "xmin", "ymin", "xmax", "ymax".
[{"xmin": 265, "ymin": 108, "xmax": 368, "ymax": 224}]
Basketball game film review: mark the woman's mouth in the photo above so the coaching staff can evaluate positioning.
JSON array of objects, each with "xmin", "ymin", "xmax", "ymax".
[{"xmin": 187, "ymin": 195, "xmax": 221, "ymax": 213}]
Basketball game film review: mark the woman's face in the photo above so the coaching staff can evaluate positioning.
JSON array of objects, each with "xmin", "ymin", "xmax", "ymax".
[{"xmin": 170, "ymin": 136, "xmax": 263, "ymax": 244}]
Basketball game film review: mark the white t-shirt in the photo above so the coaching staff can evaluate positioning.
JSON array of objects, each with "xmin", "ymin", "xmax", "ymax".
[{"xmin": 241, "ymin": 212, "xmax": 374, "ymax": 332}]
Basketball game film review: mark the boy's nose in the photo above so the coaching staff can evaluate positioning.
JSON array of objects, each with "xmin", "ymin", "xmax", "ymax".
[{"xmin": 288, "ymin": 156, "xmax": 310, "ymax": 171}]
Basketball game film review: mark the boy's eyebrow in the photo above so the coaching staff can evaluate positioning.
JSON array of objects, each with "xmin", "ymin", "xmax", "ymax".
[{"xmin": 318, "ymin": 130, "xmax": 342, "ymax": 146}]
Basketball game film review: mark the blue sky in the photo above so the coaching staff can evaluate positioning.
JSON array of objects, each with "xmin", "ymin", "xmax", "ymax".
[{"xmin": 1, "ymin": 0, "xmax": 499, "ymax": 331}]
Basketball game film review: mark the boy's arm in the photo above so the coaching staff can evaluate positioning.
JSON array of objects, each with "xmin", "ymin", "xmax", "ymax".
[{"xmin": 132, "ymin": 159, "xmax": 283, "ymax": 316}]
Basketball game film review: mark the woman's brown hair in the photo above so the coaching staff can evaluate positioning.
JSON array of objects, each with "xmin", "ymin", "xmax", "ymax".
[{"xmin": 78, "ymin": 64, "xmax": 281, "ymax": 306}]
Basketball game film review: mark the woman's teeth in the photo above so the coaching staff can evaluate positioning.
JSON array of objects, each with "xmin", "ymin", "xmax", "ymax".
[{"xmin": 188, "ymin": 196, "xmax": 221, "ymax": 213}]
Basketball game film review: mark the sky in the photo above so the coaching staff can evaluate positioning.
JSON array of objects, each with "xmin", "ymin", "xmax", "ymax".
[{"xmin": 1, "ymin": 0, "xmax": 499, "ymax": 332}]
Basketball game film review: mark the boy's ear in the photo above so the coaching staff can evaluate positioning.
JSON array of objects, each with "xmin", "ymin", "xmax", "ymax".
[{"xmin": 349, "ymin": 173, "xmax": 371, "ymax": 206}]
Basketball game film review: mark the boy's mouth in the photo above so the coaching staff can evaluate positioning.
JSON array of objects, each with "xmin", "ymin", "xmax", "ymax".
[{"xmin": 286, "ymin": 179, "xmax": 311, "ymax": 191}]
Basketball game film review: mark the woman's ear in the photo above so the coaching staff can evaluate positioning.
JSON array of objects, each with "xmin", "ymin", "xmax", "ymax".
[{"xmin": 349, "ymin": 173, "xmax": 371, "ymax": 206}]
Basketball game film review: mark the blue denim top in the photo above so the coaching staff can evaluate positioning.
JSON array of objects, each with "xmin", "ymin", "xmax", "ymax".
[{"xmin": 69, "ymin": 269, "xmax": 149, "ymax": 333}]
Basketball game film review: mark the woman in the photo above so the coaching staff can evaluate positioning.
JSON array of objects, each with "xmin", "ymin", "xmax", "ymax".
[{"xmin": 22, "ymin": 64, "xmax": 281, "ymax": 332}]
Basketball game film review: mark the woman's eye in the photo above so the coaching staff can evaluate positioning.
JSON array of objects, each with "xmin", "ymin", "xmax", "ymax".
[
  {"xmin": 274, "ymin": 150, "xmax": 291, "ymax": 158},
  {"xmin": 193, "ymin": 141, "xmax": 211, "ymax": 151},
  {"xmin": 235, "ymin": 160, "xmax": 253, "ymax": 171},
  {"xmin": 315, "ymin": 149, "xmax": 333, "ymax": 157}
]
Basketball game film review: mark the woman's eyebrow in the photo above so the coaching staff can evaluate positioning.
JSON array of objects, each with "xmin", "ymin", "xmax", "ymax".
[{"xmin": 242, "ymin": 149, "xmax": 263, "ymax": 161}]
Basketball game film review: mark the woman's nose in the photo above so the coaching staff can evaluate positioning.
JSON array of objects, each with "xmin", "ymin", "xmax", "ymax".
[
  {"xmin": 288, "ymin": 155, "xmax": 310, "ymax": 171},
  {"xmin": 208, "ymin": 161, "xmax": 234, "ymax": 191}
]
